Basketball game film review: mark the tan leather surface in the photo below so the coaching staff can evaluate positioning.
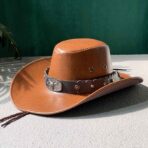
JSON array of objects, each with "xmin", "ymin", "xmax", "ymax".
[
  {"xmin": 54, "ymin": 38, "xmax": 106, "ymax": 53},
  {"xmin": 11, "ymin": 58, "xmax": 87, "ymax": 114},
  {"xmin": 10, "ymin": 38, "xmax": 143, "ymax": 115},
  {"xmin": 10, "ymin": 58, "xmax": 143, "ymax": 115},
  {"xmin": 49, "ymin": 38, "xmax": 112, "ymax": 80}
]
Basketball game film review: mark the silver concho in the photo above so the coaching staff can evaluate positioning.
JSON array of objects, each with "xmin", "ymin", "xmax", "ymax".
[{"xmin": 46, "ymin": 77, "xmax": 62, "ymax": 92}]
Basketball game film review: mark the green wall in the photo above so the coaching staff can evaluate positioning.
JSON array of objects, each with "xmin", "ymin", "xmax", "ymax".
[{"xmin": 0, "ymin": 0, "xmax": 148, "ymax": 57}]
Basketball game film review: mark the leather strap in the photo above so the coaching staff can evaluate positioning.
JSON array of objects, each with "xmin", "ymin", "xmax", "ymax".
[{"xmin": 44, "ymin": 68, "xmax": 121, "ymax": 94}]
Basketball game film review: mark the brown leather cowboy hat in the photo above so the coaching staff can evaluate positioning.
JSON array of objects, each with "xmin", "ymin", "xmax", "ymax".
[{"xmin": 10, "ymin": 38, "xmax": 143, "ymax": 115}]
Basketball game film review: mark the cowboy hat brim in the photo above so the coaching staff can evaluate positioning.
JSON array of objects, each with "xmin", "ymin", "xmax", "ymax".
[{"xmin": 10, "ymin": 57, "xmax": 143, "ymax": 115}]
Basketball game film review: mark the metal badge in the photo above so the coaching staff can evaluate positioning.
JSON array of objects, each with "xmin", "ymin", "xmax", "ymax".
[
  {"xmin": 44, "ymin": 68, "xmax": 62, "ymax": 92},
  {"xmin": 46, "ymin": 77, "xmax": 62, "ymax": 92}
]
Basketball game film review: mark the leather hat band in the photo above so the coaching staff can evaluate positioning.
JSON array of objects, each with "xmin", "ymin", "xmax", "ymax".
[{"xmin": 44, "ymin": 68, "xmax": 121, "ymax": 94}]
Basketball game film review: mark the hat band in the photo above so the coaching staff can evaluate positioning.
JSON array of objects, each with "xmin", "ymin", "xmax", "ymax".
[{"xmin": 44, "ymin": 68, "xmax": 121, "ymax": 94}]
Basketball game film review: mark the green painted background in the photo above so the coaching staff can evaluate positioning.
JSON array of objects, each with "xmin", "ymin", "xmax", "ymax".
[{"xmin": 0, "ymin": 0, "xmax": 148, "ymax": 57}]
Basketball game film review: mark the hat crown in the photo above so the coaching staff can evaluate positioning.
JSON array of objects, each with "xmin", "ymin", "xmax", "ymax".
[{"xmin": 48, "ymin": 38, "xmax": 113, "ymax": 80}]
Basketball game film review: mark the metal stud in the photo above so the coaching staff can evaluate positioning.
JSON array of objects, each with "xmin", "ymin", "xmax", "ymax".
[
  {"xmin": 103, "ymin": 81, "xmax": 107, "ymax": 86},
  {"xmin": 90, "ymin": 84, "xmax": 95, "ymax": 88},
  {"xmin": 93, "ymin": 79, "xmax": 97, "ymax": 82},
  {"xmin": 74, "ymin": 84, "xmax": 80, "ymax": 90},
  {"xmin": 89, "ymin": 66, "xmax": 95, "ymax": 72}
]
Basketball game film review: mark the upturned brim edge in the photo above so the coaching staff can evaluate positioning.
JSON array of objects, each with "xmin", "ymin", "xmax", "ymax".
[{"xmin": 10, "ymin": 57, "xmax": 143, "ymax": 115}]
